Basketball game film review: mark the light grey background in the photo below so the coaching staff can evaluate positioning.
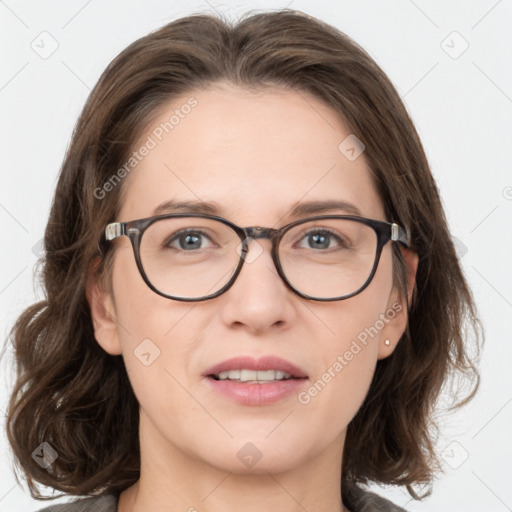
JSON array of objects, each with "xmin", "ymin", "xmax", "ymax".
[{"xmin": 1, "ymin": 1, "xmax": 511, "ymax": 511}]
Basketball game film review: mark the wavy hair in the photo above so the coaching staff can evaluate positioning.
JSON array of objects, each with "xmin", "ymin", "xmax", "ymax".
[{"xmin": 4, "ymin": 9, "xmax": 482, "ymax": 502}]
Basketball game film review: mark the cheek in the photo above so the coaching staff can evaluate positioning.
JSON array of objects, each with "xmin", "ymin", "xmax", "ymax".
[
  {"xmin": 298, "ymin": 247, "xmax": 395, "ymax": 414},
  {"xmin": 111, "ymin": 244, "xmax": 191, "ymax": 341},
  {"xmin": 110, "ymin": 248, "xmax": 201, "ymax": 403},
  {"xmin": 320, "ymin": 246, "xmax": 394, "ymax": 350},
  {"xmin": 298, "ymin": 319, "xmax": 379, "ymax": 425}
]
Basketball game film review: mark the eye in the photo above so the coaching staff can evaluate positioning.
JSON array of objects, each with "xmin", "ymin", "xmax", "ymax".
[
  {"xmin": 297, "ymin": 229, "xmax": 347, "ymax": 250},
  {"xmin": 166, "ymin": 229, "xmax": 214, "ymax": 251}
]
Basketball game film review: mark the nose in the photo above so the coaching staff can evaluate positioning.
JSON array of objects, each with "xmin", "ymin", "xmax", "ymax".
[{"xmin": 218, "ymin": 238, "xmax": 297, "ymax": 334}]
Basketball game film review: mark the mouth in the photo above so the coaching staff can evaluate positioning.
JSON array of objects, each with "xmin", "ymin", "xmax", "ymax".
[{"xmin": 204, "ymin": 361, "xmax": 309, "ymax": 405}]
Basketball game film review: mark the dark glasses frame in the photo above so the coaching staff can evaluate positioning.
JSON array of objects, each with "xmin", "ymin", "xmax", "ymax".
[{"xmin": 100, "ymin": 213, "xmax": 410, "ymax": 302}]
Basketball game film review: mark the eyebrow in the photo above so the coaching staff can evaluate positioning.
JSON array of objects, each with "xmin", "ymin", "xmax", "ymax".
[{"xmin": 151, "ymin": 199, "xmax": 363, "ymax": 219}]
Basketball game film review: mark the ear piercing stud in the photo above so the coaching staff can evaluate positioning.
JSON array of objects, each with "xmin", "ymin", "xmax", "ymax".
[{"xmin": 384, "ymin": 339, "xmax": 390, "ymax": 346}]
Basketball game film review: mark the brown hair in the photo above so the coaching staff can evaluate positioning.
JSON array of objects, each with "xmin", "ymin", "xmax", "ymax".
[{"xmin": 4, "ymin": 8, "xmax": 482, "ymax": 502}]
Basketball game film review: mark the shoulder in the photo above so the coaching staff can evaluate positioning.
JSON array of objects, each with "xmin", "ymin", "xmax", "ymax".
[
  {"xmin": 35, "ymin": 494, "xmax": 118, "ymax": 512},
  {"xmin": 343, "ymin": 482, "xmax": 408, "ymax": 512},
  {"xmin": 32, "ymin": 487, "xmax": 406, "ymax": 512}
]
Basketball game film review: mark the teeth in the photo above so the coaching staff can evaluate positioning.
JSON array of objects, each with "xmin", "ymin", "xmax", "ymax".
[{"xmin": 216, "ymin": 369, "xmax": 292, "ymax": 382}]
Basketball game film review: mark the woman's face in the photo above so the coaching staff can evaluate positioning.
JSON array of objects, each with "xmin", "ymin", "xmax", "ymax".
[{"xmin": 90, "ymin": 83, "xmax": 412, "ymax": 476}]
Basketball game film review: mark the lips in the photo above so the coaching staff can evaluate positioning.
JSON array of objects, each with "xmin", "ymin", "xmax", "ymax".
[
  {"xmin": 203, "ymin": 356, "xmax": 309, "ymax": 405},
  {"xmin": 203, "ymin": 355, "xmax": 308, "ymax": 380}
]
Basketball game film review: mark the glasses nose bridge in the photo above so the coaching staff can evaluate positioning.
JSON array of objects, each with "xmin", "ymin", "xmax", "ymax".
[{"xmin": 243, "ymin": 226, "xmax": 281, "ymax": 245}]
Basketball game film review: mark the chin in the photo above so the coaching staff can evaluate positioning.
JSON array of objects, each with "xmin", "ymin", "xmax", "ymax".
[
  {"xmin": 211, "ymin": 454, "xmax": 305, "ymax": 476},
  {"xmin": 199, "ymin": 437, "xmax": 311, "ymax": 475}
]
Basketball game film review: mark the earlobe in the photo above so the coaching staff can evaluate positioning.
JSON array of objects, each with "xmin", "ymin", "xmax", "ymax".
[
  {"xmin": 377, "ymin": 298, "xmax": 407, "ymax": 359},
  {"xmin": 86, "ymin": 263, "xmax": 122, "ymax": 356},
  {"xmin": 378, "ymin": 247, "xmax": 419, "ymax": 360}
]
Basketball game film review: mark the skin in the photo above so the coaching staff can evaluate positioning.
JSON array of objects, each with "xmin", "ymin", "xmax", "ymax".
[{"xmin": 88, "ymin": 83, "xmax": 418, "ymax": 512}]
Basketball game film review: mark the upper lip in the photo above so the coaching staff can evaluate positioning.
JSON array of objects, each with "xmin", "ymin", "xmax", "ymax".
[{"xmin": 203, "ymin": 356, "xmax": 308, "ymax": 378}]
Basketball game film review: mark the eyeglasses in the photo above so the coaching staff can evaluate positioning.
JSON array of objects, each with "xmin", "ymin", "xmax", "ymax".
[{"xmin": 101, "ymin": 213, "xmax": 410, "ymax": 302}]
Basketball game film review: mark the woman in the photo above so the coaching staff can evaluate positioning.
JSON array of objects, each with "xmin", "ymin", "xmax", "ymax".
[{"xmin": 5, "ymin": 9, "xmax": 481, "ymax": 512}]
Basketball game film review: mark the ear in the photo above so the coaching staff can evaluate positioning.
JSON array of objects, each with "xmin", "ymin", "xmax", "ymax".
[
  {"xmin": 86, "ymin": 258, "xmax": 122, "ymax": 356},
  {"xmin": 378, "ymin": 247, "xmax": 419, "ymax": 359}
]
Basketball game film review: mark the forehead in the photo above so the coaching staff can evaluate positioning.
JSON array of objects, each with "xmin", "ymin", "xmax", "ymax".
[{"xmin": 118, "ymin": 83, "xmax": 384, "ymax": 224}]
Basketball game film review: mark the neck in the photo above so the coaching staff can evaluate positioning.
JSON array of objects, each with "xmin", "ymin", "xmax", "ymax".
[{"xmin": 118, "ymin": 410, "xmax": 348, "ymax": 512}]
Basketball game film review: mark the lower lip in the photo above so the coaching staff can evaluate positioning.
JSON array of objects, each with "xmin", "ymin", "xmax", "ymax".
[{"xmin": 205, "ymin": 377, "xmax": 308, "ymax": 405}]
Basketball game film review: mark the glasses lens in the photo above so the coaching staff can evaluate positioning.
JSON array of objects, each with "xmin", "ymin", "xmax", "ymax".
[
  {"xmin": 139, "ymin": 217, "xmax": 241, "ymax": 299},
  {"xmin": 279, "ymin": 218, "xmax": 378, "ymax": 299}
]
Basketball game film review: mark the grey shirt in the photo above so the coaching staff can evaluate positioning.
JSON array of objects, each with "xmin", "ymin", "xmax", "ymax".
[{"xmin": 36, "ymin": 485, "xmax": 407, "ymax": 511}]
